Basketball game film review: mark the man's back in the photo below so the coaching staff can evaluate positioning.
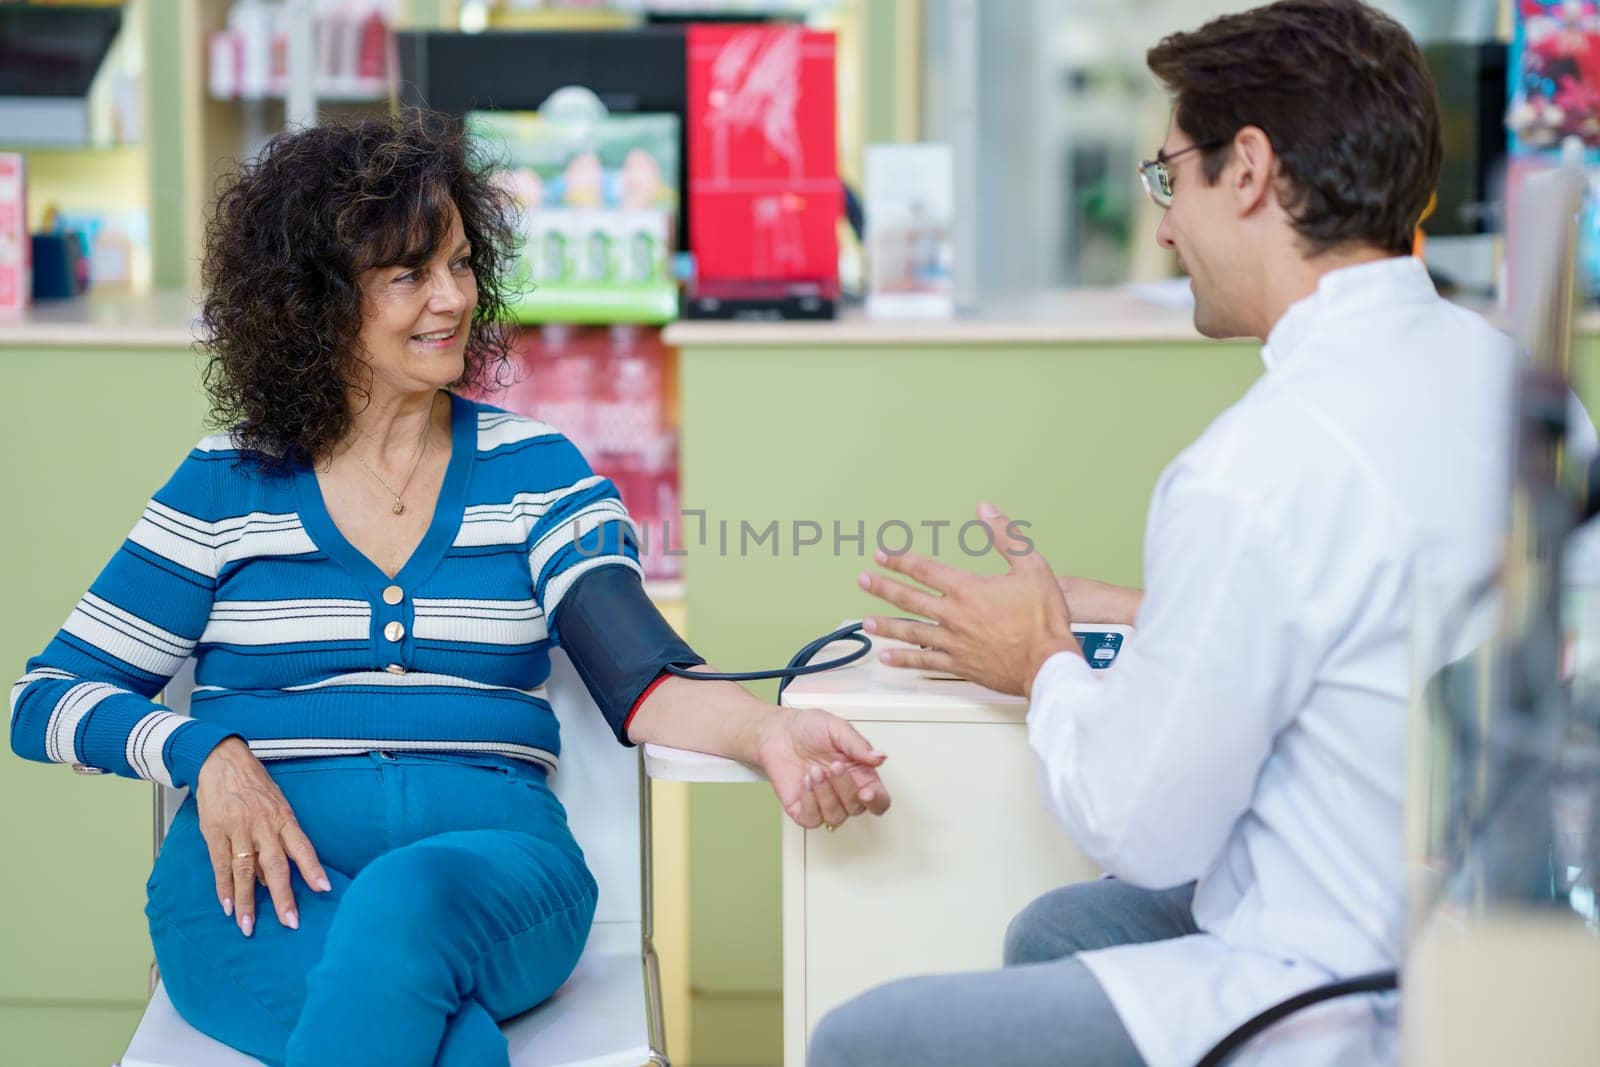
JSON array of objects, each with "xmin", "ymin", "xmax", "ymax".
[
  {"xmin": 1032, "ymin": 256, "xmax": 1515, "ymax": 1066},
  {"xmin": 1183, "ymin": 253, "xmax": 1514, "ymax": 961}
]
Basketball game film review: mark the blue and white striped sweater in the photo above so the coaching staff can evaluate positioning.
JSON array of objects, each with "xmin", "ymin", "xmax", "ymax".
[{"xmin": 9, "ymin": 394, "xmax": 640, "ymax": 789}]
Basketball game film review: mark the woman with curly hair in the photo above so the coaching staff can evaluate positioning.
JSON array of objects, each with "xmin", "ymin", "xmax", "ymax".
[{"xmin": 10, "ymin": 110, "xmax": 888, "ymax": 1066}]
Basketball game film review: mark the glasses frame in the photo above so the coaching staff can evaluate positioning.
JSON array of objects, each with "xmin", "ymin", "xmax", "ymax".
[{"xmin": 1137, "ymin": 137, "xmax": 1231, "ymax": 209}]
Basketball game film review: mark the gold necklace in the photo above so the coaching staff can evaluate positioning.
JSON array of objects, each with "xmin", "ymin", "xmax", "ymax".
[{"xmin": 352, "ymin": 400, "xmax": 433, "ymax": 515}]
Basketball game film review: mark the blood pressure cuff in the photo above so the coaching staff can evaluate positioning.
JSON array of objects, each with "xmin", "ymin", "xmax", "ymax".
[{"xmin": 554, "ymin": 564, "xmax": 705, "ymax": 745}]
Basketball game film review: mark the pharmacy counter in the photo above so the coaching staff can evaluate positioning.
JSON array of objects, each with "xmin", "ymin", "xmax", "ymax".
[
  {"xmin": 0, "ymin": 290, "xmax": 200, "ymax": 348},
  {"xmin": 663, "ymin": 288, "xmax": 1600, "ymax": 349}
]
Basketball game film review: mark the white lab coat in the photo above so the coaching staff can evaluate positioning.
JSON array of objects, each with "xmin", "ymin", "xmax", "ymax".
[{"xmin": 1028, "ymin": 256, "xmax": 1515, "ymax": 1067}]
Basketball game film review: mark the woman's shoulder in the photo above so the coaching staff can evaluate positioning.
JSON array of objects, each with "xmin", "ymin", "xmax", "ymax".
[
  {"xmin": 160, "ymin": 429, "xmax": 295, "ymax": 508},
  {"xmin": 191, "ymin": 429, "xmax": 246, "ymax": 458},
  {"xmin": 466, "ymin": 396, "xmax": 578, "ymax": 457},
  {"xmin": 461, "ymin": 395, "xmax": 596, "ymax": 493}
]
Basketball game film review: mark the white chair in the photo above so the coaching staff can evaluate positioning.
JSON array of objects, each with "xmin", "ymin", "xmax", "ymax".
[{"xmin": 117, "ymin": 651, "xmax": 760, "ymax": 1067}]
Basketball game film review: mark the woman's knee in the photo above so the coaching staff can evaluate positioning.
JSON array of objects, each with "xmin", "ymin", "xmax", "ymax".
[
  {"xmin": 326, "ymin": 831, "xmax": 596, "ymax": 972},
  {"xmin": 347, "ymin": 841, "xmax": 473, "ymax": 916},
  {"xmin": 323, "ymin": 840, "xmax": 487, "ymax": 972}
]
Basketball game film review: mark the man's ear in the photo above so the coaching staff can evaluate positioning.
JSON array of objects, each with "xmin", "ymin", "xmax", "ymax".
[{"xmin": 1228, "ymin": 125, "xmax": 1278, "ymax": 217}]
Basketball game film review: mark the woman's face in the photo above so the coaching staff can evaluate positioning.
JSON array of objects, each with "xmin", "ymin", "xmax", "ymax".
[{"xmin": 355, "ymin": 201, "xmax": 478, "ymax": 398}]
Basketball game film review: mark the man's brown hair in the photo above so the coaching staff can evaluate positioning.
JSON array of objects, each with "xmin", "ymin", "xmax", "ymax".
[{"xmin": 1146, "ymin": 0, "xmax": 1441, "ymax": 256}]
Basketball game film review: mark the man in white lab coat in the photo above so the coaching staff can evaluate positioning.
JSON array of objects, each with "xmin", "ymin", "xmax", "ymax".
[{"xmin": 809, "ymin": 2, "xmax": 1515, "ymax": 1065}]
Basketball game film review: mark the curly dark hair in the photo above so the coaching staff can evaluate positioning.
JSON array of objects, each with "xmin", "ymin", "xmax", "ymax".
[
  {"xmin": 1146, "ymin": 0, "xmax": 1441, "ymax": 257},
  {"xmin": 199, "ymin": 109, "xmax": 519, "ymax": 470}
]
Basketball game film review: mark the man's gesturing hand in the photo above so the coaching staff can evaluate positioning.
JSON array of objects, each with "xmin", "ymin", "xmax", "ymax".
[{"xmin": 857, "ymin": 503, "xmax": 1081, "ymax": 697}]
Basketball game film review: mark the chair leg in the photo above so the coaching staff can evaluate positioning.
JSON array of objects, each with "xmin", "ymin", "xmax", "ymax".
[
  {"xmin": 639, "ymin": 754, "xmax": 671, "ymax": 1067},
  {"xmin": 150, "ymin": 782, "xmax": 165, "ymax": 1000},
  {"xmin": 642, "ymin": 942, "xmax": 670, "ymax": 1067}
]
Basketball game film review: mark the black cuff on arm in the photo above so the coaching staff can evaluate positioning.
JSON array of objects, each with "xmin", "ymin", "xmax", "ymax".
[{"xmin": 554, "ymin": 564, "xmax": 706, "ymax": 745}]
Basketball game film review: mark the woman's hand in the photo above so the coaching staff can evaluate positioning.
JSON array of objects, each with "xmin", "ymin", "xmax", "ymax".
[
  {"xmin": 1057, "ymin": 575, "xmax": 1143, "ymax": 627},
  {"xmin": 622, "ymin": 669, "xmax": 891, "ymax": 829},
  {"xmin": 194, "ymin": 738, "xmax": 331, "ymax": 937},
  {"xmin": 753, "ymin": 707, "xmax": 891, "ymax": 830}
]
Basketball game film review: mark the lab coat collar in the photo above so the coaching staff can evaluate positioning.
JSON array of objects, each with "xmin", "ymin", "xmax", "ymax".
[{"xmin": 1261, "ymin": 255, "xmax": 1436, "ymax": 372}]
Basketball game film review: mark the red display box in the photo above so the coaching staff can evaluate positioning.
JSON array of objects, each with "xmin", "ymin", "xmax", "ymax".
[{"xmin": 687, "ymin": 23, "xmax": 840, "ymax": 287}]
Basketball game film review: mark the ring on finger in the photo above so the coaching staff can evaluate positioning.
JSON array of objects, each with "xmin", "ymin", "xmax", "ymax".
[{"xmin": 233, "ymin": 851, "xmax": 254, "ymax": 861}]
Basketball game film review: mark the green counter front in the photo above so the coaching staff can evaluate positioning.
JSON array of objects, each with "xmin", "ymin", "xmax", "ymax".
[
  {"xmin": 1, "ymin": 339, "xmax": 213, "ymax": 1065},
  {"xmin": 6, "ymin": 293, "xmax": 1597, "ymax": 1067}
]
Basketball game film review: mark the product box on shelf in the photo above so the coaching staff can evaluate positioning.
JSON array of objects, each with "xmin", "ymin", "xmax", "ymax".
[
  {"xmin": 1508, "ymin": 1, "xmax": 1600, "ymax": 153},
  {"xmin": 1506, "ymin": 2, "xmax": 1600, "ymax": 298},
  {"xmin": 467, "ymin": 111, "xmax": 681, "ymax": 325},
  {"xmin": 865, "ymin": 143, "xmax": 954, "ymax": 320},
  {"xmin": 685, "ymin": 23, "xmax": 840, "ymax": 318},
  {"xmin": 209, "ymin": 0, "xmax": 395, "ymax": 101}
]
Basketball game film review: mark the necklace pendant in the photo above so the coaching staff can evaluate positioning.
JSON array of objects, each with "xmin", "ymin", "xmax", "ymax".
[{"xmin": 392, "ymin": 500, "xmax": 405, "ymax": 515}]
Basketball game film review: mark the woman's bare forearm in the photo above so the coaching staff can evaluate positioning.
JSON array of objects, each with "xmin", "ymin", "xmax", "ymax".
[
  {"xmin": 1057, "ymin": 576, "xmax": 1144, "ymax": 626},
  {"xmin": 623, "ymin": 666, "xmax": 776, "ymax": 765}
]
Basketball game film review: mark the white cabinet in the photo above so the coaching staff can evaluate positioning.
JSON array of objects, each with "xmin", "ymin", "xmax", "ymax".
[{"xmin": 777, "ymin": 652, "xmax": 1100, "ymax": 1066}]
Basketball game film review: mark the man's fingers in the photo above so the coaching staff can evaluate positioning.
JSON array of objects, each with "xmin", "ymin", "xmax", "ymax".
[
  {"xmin": 280, "ymin": 822, "xmax": 332, "ymax": 893},
  {"xmin": 878, "ymin": 644, "xmax": 961, "ymax": 676},
  {"xmin": 858, "ymin": 570, "xmax": 944, "ymax": 621},
  {"xmin": 862, "ymin": 614, "xmax": 943, "ymax": 654},
  {"xmin": 977, "ymin": 502, "xmax": 1042, "ymax": 570},
  {"xmin": 230, "ymin": 843, "xmax": 257, "ymax": 937},
  {"xmin": 873, "ymin": 548, "xmax": 965, "ymax": 593},
  {"xmin": 255, "ymin": 836, "xmax": 299, "ymax": 930}
]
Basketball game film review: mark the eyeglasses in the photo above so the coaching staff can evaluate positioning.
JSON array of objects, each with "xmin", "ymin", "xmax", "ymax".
[{"xmin": 1136, "ymin": 138, "xmax": 1228, "ymax": 209}]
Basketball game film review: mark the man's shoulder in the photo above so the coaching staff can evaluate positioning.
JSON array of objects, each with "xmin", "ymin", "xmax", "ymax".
[
  {"xmin": 1174, "ymin": 294, "xmax": 1515, "ymax": 537},
  {"xmin": 1304, "ymin": 293, "xmax": 1515, "ymax": 378},
  {"xmin": 1169, "ymin": 366, "xmax": 1384, "ymax": 518},
  {"xmin": 1410, "ymin": 297, "xmax": 1518, "ymax": 365},
  {"xmin": 1172, "ymin": 378, "xmax": 1307, "ymax": 482}
]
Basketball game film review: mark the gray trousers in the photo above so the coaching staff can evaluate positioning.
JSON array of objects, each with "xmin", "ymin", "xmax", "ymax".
[{"xmin": 806, "ymin": 879, "xmax": 1198, "ymax": 1067}]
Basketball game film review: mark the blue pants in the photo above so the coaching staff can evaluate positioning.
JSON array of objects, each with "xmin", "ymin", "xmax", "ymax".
[{"xmin": 145, "ymin": 751, "xmax": 598, "ymax": 1067}]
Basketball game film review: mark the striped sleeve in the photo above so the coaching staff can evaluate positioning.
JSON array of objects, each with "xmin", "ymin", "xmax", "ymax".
[
  {"xmin": 9, "ymin": 442, "xmax": 239, "ymax": 789},
  {"xmin": 524, "ymin": 437, "xmax": 643, "ymax": 638}
]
